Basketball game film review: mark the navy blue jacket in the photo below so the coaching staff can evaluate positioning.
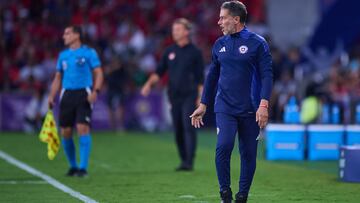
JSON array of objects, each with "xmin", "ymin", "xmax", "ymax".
[{"xmin": 201, "ymin": 28, "xmax": 273, "ymax": 116}]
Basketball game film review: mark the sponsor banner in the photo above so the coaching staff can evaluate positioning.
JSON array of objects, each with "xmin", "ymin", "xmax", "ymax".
[{"xmin": 0, "ymin": 92, "xmax": 165, "ymax": 131}]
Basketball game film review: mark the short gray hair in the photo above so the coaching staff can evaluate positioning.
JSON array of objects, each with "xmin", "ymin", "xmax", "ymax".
[{"xmin": 221, "ymin": 1, "xmax": 247, "ymax": 23}]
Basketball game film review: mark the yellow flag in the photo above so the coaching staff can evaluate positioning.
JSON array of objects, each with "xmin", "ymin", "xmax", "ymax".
[{"xmin": 39, "ymin": 110, "xmax": 60, "ymax": 160}]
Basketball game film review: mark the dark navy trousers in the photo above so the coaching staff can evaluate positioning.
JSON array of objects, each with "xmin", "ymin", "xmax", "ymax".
[
  {"xmin": 170, "ymin": 94, "xmax": 197, "ymax": 167},
  {"xmin": 215, "ymin": 112, "xmax": 259, "ymax": 195}
]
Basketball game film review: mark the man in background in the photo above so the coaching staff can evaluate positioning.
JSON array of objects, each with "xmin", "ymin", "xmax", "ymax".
[
  {"xmin": 105, "ymin": 56, "xmax": 128, "ymax": 131},
  {"xmin": 141, "ymin": 18, "xmax": 204, "ymax": 171},
  {"xmin": 24, "ymin": 87, "xmax": 48, "ymax": 133}
]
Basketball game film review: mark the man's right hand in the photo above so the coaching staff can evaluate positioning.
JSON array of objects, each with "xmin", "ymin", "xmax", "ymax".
[
  {"xmin": 141, "ymin": 84, "xmax": 151, "ymax": 97},
  {"xmin": 190, "ymin": 103, "xmax": 207, "ymax": 128},
  {"xmin": 48, "ymin": 97, "xmax": 55, "ymax": 109}
]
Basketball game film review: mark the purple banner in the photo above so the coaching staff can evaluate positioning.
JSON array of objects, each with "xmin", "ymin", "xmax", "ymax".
[
  {"xmin": 0, "ymin": 92, "xmax": 165, "ymax": 131},
  {"xmin": 124, "ymin": 92, "xmax": 165, "ymax": 131},
  {"xmin": 0, "ymin": 93, "xmax": 32, "ymax": 131}
]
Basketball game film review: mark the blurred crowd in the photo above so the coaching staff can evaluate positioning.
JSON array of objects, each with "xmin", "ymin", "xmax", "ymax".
[
  {"xmin": 270, "ymin": 44, "xmax": 360, "ymax": 124},
  {"xmin": 1, "ymin": 0, "xmax": 360, "ymax": 125}
]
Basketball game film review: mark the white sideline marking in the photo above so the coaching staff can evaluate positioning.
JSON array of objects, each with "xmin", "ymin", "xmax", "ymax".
[
  {"xmin": 179, "ymin": 195, "xmax": 196, "ymax": 199},
  {"xmin": 0, "ymin": 150, "xmax": 98, "ymax": 203},
  {"xmin": 0, "ymin": 180, "xmax": 47, "ymax": 184}
]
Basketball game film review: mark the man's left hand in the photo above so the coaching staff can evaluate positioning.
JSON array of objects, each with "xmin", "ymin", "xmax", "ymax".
[{"xmin": 256, "ymin": 106, "xmax": 269, "ymax": 129}]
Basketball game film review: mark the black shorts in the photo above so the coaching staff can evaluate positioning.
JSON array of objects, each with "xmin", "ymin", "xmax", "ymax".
[{"xmin": 59, "ymin": 89, "xmax": 92, "ymax": 127}]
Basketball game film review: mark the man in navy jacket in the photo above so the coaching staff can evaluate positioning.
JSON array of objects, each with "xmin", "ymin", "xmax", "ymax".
[{"xmin": 190, "ymin": 1, "xmax": 273, "ymax": 202}]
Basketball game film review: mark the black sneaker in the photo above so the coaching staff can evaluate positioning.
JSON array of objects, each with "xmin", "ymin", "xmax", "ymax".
[
  {"xmin": 220, "ymin": 189, "xmax": 232, "ymax": 203},
  {"xmin": 66, "ymin": 168, "xmax": 79, "ymax": 177},
  {"xmin": 235, "ymin": 192, "xmax": 248, "ymax": 203},
  {"xmin": 77, "ymin": 169, "xmax": 88, "ymax": 177},
  {"xmin": 175, "ymin": 165, "xmax": 193, "ymax": 172}
]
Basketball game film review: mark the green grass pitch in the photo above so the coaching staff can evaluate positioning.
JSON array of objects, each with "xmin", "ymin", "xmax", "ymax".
[{"xmin": 1, "ymin": 131, "xmax": 360, "ymax": 203}]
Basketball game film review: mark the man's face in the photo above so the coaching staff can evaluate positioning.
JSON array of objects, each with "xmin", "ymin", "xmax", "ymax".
[
  {"xmin": 172, "ymin": 23, "xmax": 189, "ymax": 43},
  {"xmin": 218, "ymin": 8, "xmax": 238, "ymax": 35},
  {"xmin": 63, "ymin": 27, "xmax": 79, "ymax": 46}
]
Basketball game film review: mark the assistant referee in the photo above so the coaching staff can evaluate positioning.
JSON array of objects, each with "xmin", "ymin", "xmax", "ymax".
[{"xmin": 48, "ymin": 25, "xmax": 103, "ymax": 177}]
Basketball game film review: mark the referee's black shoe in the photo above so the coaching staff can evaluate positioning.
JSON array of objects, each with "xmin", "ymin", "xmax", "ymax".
[
  {"xmin": 220, "ymin": 189, "xmax": 233, "ymax": 203},
  {"xmin": 66, "ymin": 168, "xmax": 79, "ymax": 177},
  {"xmin": 234, "ymin": 192, "xmax": 248, "ymax": 203},
  {"xmin": 77, "ymin": 169, "xmax": 88, "ymax": 177}
]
